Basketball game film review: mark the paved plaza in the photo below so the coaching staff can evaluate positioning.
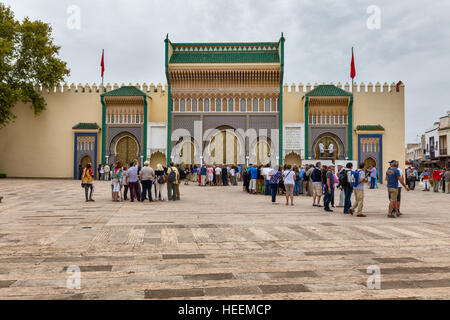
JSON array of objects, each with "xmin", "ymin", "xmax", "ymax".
[{"xmin": 0, "ymin": 178, "xmax": 449, "ymax": 300}]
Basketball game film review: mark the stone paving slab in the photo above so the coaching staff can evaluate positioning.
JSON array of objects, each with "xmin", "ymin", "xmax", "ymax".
[{"xmin": 0, "ymin": 178, "xmax": 449, "ymax": 299}]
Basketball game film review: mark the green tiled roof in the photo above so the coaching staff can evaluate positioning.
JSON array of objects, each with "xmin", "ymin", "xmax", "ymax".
[
  {"xmin": 305, "ymin": 85, "xmax": 352, "ymax": 97},
  {"xmin": 101, "ymin": 86, "xmax": 146, "ymax": 97},
  {"xmin": 169, "ymin": 42, "xmax": 280, "ymax": 64},
  {"xmin": 72, "ymin": 123, "xmax": 100, "ymax": 130},
  {"xmin": 356, "ymin": 125, "xmax": 385, "ymax": 131}
]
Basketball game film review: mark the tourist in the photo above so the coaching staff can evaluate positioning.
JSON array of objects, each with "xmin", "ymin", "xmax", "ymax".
[
  {"xmin": 278, "ymin": 165, "xmax": 285, "ymax": 195},
  {"xmin": 139, "ymin": 161, "xmax": 154, "ymax": 202},
  {"xmin": 121, "ymin": 165, "xmax": 128, "ymax": 201},
  {"xmin": 155, "ymin": 163, "xmax": 166, "ymax": 201},
  {"xmin": 207, "ymin": 164, "xmax": 214, "ymax": 186},
  {"xmin": 262, "ymin": 164, "xmax": 272, "ymax": 196},
  {"xmin": 200, "ymin": 164, "xmax": 207, "ymax": 186},
  {"xmin": 97, "ymin": 163, "xmax": 102, "ymax": 180},
  {"xmin": 174, "ymin": 164, "xmax": 181, "ymax": 200},
  {"xmin": 331, "ymin": 167, "xmax": 339, "ymax": 208},
  {"xmin": 257, "ymin": 165, "xmax": 264, "ymax": 194},
  {"xmin": 249, "ymin": 164, "xmax": 257, "ymax": 193},
  {"xmin": 369, "ymin": 166, "xmax": 377, "ymax": 189},
  {"xmin": 282, "ymin": 164, "xmax": 296, "ymax": 206},
  {"xmin": 323, "ymin": 164, "xmax": 335, "ymax": 212},
  {"xmin": 311, "ymin": 162, "xmax": 323, "ymax": 207},
  {"xmin": 236, "ymin": 164, "xmax": 242, "ymax": 182},
  {"xmin": 442, "ymin": 168, "xmax": 447, "ymax": 193},
  {"xmin": 192, "ymin": 165, "xmax": 198, "ymax": 183},
  {"xmin": 112, "ymin": 161, "xmax": 122, "ymax": 202},
  {"xmin": 184, "ymin": 165, "xmax": 191, "ymax": 185},
  {"xmin": 443, "ymin": 168, "xmax": 450, "ymax": 194},
  {"xmin": 243, "ymin": 166, "xmax": 250, "ymax": 192},
  {"xmin": 431, "ymin": 167, "xmax": 442, "ymax": 193},
  {"xmin": 336, "ymin": 163, "xmax": 345, "ymax": 207},
  {"xmin": 81, "ymin": 163, "xmax": 95, "ymax": 202},
  {"xmin": 104, "ymin": 163, "xmax": 110, "ymax": 181},
  {"xmin": 99, "ymin": 165, "xmax": 104, "ymax": 181},
  {"xmin": 166, "ymin": 162, "xmax": 179, "ymax": 201},
  {"xmin": 305, "ymin": 164, "xmax": 314, "ymax": 197},
  {"xmin": 408, "ymin": 167, "xmax": 417, "ymax": 190},
  {"xmin": 78, "ymin": 164, "xmax": 83, "ymax": 180},
  {"xmin": 339, "ymin": 162, "xmax": 354, "ymax": 214},
  {"xmin": 215, "ymin": 165, "xmax": 222, "ymax": 186},
  {"xmin": 127, "ymin": 161, "xmax": 140, "ymax": 202},
  {"xmin": 222, "ymin": 165, "xmax": 228, "ymax": 186},
  {"xmin": 421, "ymin": 169, "xmax": 430, "ymax": 191},
  {"xmin": 230, "ymin": 166, "xmax": 237, "ymax": 185},
  {"xmin": 293, "ymin": 166, "xmax": 300, "ymax": 196},
  {"xmin": 269, "ymin": 166, "xmax": 282, "ymax": 204},
  {"xmin": 298, "ymin": 165, "xmax": 305, "ymax": 195},
  {"xmin": 321, "ymin": 164, "xmax": 328, "ymax": 201},
  {"xmin": 350, "ymin": 162, "xmax": 366, "ymax": 217},
  {"xmin": 386, "ymin": 160, "xmax": 409, "ymax": 218}
]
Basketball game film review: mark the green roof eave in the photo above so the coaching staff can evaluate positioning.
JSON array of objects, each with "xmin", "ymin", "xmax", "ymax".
[
  {"xmin": 101, "ymin": 86, "xmax": 147, "ymax": 97},
  {"xmin": 72, "ymin": 122, "xmax": 100, "ymax": 130},
  {"xmin": 172, "ymin": 42, "xmax": 279, "ymax": 47},
  {"xmin": 356, "ymin": 125, "xmax": 385, "ymax": 131},
  {"xmin": 305, "ymin": 85, "xmax": 352, "ymax": 97},
  {"xmin": 169, "ymin": 52, "xmax": 279, "ymax": 64}
]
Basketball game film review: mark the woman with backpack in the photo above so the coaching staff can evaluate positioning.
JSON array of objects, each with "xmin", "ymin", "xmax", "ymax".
[
  {"xmin": 155, "ymin": 163, "xmax": 167, "ymax": 201},
  {"xmin": 282, "ymin": 164, "xmax": 296, "ymax": 206},
  {"xmin": 81, "ymin": 163, "xmax": 95, "ymax": 202},
  {"xmin": 112, "ymin": 161, "xmax": 122, "ymax": 202}
]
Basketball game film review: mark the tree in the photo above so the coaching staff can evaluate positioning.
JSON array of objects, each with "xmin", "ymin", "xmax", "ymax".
[{"xmin": 0, "ymin": 4, "xmax": 70, "ymax": 127}]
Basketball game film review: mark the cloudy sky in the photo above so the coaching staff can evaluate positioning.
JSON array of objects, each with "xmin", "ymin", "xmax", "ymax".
[{"xmin": 4, "ymin": 0, "xmax": 450, "ymax": 143}]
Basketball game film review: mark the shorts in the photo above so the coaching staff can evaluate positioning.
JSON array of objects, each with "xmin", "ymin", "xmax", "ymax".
[
  {"xmin": 250, "ymin": 179, "xmax": 257, "ymax": 190},
  {"xmin": 208, "ymin": 174, "xmax": 213, "ymax": 181},
  {"xmin": 285, "ymin": 184, "xmax": 294, "ymax": 196},
  {"xmin": 388, "ymin": 188, "xmax": 399, "ymax": 201},
  {"xmin": 113, "ymin": 181, "xmax": 121, "ymax": 192},
  {"xmin": 313, "ymin": 183, "xmax": 323, "ymax": 196}
]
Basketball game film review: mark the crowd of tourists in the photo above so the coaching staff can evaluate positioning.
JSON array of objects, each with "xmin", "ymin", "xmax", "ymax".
[
  {"xmin": 413, "ymin": 167, "xmax": 449, "ymax": 193},
  {"xmin": 81, "ymin": 160, "xmax": 183, "ymax": 203}
]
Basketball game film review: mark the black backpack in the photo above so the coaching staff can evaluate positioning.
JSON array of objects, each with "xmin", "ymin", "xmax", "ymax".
[
  {"xmin": 339, "ymin": 169, "xmax": 349, "ymax": 187},
  {"xmin": 157, "ymin": 174, "xmax": 165, "ymax": 184},
  {"xmin": 168, "ymin": 168, "xmax": 177, "ymax": 183}
]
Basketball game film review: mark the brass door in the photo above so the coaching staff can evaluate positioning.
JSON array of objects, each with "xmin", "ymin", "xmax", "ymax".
[
  {"xmin": 364, "ymin": 157, "xmax": 376, "ymax": 169},
  {"xmin": 315, "ymin": 136, "xmax": 339, "ymax": 160},
  {"xmin": 116, "ymin": 136, "xmax": 138, "ymax": 165},
  {"xmin": 80, "ymin": 155, "xmax": 92, "ymax": 168}
]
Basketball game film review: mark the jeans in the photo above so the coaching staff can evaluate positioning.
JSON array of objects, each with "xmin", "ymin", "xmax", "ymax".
[
  {"xmin": 140, "ymin": 180, "xmax": 153, "ymax": 202},
  {"xmin": 270, "ymin": 183, "xmax": 278, "ymax": 202},
  {"xmin": 222, "ymin": 175, "xmax": 228, "ymax": 186},
  {"xmin": 123, "ymin": 185, "xmax": 128, "ymax": 200},
  {"xmin": 323, "ymin": 187, "xmax": 334, "ymax": 210},
  {"xmin": 298, "ymin": 178, "xmax": 304, "ymax": 194},
  {"xmin": 264, "ymin": 179, "xmax": 270, "ymax": 195},
  {"xmin": 294, "ymin": 180, "xmax": 300, "ymax": 195},
  {"xmin": 370, "ymin": 178, "xmax": 375, "ymax": 189},
  {"xmin": 84, "ymin": 183, "xmax": 94, "ymax": 200},
  {"xmin": 128, "ymin": 181, "xmax": 140, "ymax": 202},
  {"xmin": 343, "ymin": 187, "xmax": 353, "ymax": 213}
]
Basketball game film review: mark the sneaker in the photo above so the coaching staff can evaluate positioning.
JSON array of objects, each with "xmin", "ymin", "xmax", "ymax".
[
  {"xmin": 356, "ymin": 214, "xmax": 366, "ymax": 217},
  {"xmin": 324, "ymin": 209, "xmax": 333, "ymax": 212}
]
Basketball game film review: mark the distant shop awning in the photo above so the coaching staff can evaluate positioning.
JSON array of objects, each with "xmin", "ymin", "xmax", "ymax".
[{"xmin": 72, "ymin": 123, "xmax": 100, "ymax": 130}]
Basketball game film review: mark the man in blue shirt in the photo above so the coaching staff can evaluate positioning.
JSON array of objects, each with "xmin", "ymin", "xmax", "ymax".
[
  {"xmin": 200, "ymin": 164, "xmax": 207, "ymax": 186},
  {"xmin": 299, "ymin": 166, "xmax": 305, "ymax": 194},
  {"xmin": 385, "ymin": 160, "xmax": 409, "ymax": 218},
  {"xmin": 249, "ymin": 164, "xmax": 258, "ymax": 194}
]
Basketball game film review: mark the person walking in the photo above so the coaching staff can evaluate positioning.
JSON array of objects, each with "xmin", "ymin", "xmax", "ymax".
[
  {"xmin": 81, "ymin": 163, "xmax": 95, "ymax": 202},
  {"xmin": 339, "ymin": 162, "xmax": 354, "ymax": 214},
  {"xmin": 431, "ymin": 167, "xmax": 442, "ymax": 192},
  {"xmin": 323, "ymin": 164, "xmax": 335, "ymax": 212},
  {"xmin": 166, "ymin": 162, "xmax": 179, "ymax": 201},
  {"xmin": 311, "ymin": 162, "xmax": 323, "ymax": 207},
  {"xmin": 350, "ymin": 163, "xmax": 366, "ymax": 217},
  {"xmin": 127, "ymin": 161, "xmax": 140, "ymax": 202},
  {"xmin": 112, "ymin": 161, "xmax": 122, "ymax": 202},
  {"xmin": 443, "ymin": 168, "xmax": 450, "ymax": 194},
  {"xmin": 282, "ymin": 164, "xmax": 296, "ymax": 206},
  {"xmin": 269, "ymin": 166, "xmax": 282, "ymax": 204},
  {"xmin": 139, "ymin": 161, "xmax": 154, "ymax": 202},
  {"xmin": 386, "ymin": 160, "xmax": 409, "ymax": 218},
  {"xmin": 336, "ymin": 163, "xmax": 345, "ymax": 207}
]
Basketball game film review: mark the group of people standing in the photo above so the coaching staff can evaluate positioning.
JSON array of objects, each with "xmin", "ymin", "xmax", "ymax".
[
  {"xmin": 418, "ymin": 167, "xmax": 450, "ymax": 193},
  {"xmin": 192, "ymin": 164, "xmax": 241, "ymax": 187}
]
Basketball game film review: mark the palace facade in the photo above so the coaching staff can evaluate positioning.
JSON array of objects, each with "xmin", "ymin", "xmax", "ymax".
[{"xmin": 0, "ymin": 35, "xmax": 405, "ymax": 183}]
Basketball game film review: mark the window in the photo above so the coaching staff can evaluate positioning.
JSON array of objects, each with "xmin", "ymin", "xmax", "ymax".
[
  {"xmin": 119, "ymin": 115, "xmax": 123, "ymax": 124},
  {"xmin": 127, "ymin": 115, "xmax": 132, "ymax": 124},
  {"xmin": 320, "ymin": 115, "xmax": 326, "ymax": 124},
  {"xmin": 180, "ymin": 98, "xmax": 186, "ymax": 112},
  {"xmin": 211, "ymin": 98, "xmax": 217, "ymax": 112},
  {"xmin": 329, "ymin": 114, "xmax": 335, "ymax": 124},
  {"xmin": 264, "ymin": 98, "xmax": 271, "ymax": 112},
  {"xmin": 135, "ymin": 114, "xmax": 140, "ymax": 123},
  {"xmin": 240, "ymin": 98, "xmax": 246, "ymax": 112},
  {"xmin": 311, "ymin": 115, "xmax": 317, "ymax": 124},
  {"xmin": 110, "ymin": 114, "xmax": 115, "ymax": 124},
  {"xmin": 252, "ymin": 98, "xmax": 259, "ymax": 112},
  {"xmin": 228, "ymin": 98, "xmax": 234, "ymax": 112},
  {"xmin": 338, "ymin": 115, "xmax": 344, "ymax": 124},
  {"xmin": 192, "ymin": 99, "xmax": 198, "ymax": 112}
]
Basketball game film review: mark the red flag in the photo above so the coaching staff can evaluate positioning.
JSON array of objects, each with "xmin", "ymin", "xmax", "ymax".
[
  {"xmin": 100, "ymin": 49, "xmax": 105, "ymax": 78},
  {"xmin": 350, "ymin": 47, "xmax": 356, "ymax": 79}
]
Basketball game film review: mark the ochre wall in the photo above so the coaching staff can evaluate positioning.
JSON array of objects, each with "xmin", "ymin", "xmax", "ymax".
[{"xmin": 0, "ymin": 82, "xmax": 405, "ymax": 179}]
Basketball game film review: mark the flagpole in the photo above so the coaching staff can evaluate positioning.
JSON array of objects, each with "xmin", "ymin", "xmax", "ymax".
[
  {"xmin": 101, "ymin": 49, "xmax": 104, "ymax": 93},
  {"xmin": 351, "ymin": 47, "xmax": 354, "ymax": 93}
]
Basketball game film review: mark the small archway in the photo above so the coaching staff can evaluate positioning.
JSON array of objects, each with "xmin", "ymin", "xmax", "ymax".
[
  {"xmin": 364, "ymin": 156, "xmax": 377, "ymax": 169},
  {"xmin": 284, "ymin": 152, "xmax": 302, "ymax": 166},
  {"xmin": 150, "ymin": 151, "xmax": 166, "ymax": 169},
  {"xmin": 80, "ymin": 155, "xmax": 93, "ymax": 169}
]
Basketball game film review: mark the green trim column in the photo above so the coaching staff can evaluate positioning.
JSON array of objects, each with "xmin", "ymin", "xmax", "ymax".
[
  {"xmin": 101, "ymin": 96, "xmax": 106, "ymax": 164},
  {"xmin": 348, "ymin": 96, "xmax": 353, "ymax": 159},
  {"xmin": 278, "ymin": 34, "xmax": 285, "ymax": 166},
  {"xmin": 143, "ymin": 96, "xmax": 148, "ymax": 162},
  {"xmin": 304, "ymin": 97, "xmax": 309, "ymax": 159},
  {"xmin": 165, "ymin": 35, "xmax": 172, "ymax": 166}
]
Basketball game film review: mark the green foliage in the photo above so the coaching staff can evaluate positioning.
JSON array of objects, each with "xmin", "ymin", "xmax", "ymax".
[{"xmin": 0, "ymin": 3, "xmax": 70, "ymax": 127}]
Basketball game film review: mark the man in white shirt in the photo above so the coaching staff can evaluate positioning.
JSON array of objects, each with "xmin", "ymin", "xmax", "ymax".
[
  {"xmin": 319, "ymin": 143, "xmax": 325, "ymax": 158},
  {"xmin": 328, "ymin": 143, "xmax": 334, "ymax": 157},
  {"xmin": 215, "ymin": 165, "xmax": 222, "ymax": 186}
]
